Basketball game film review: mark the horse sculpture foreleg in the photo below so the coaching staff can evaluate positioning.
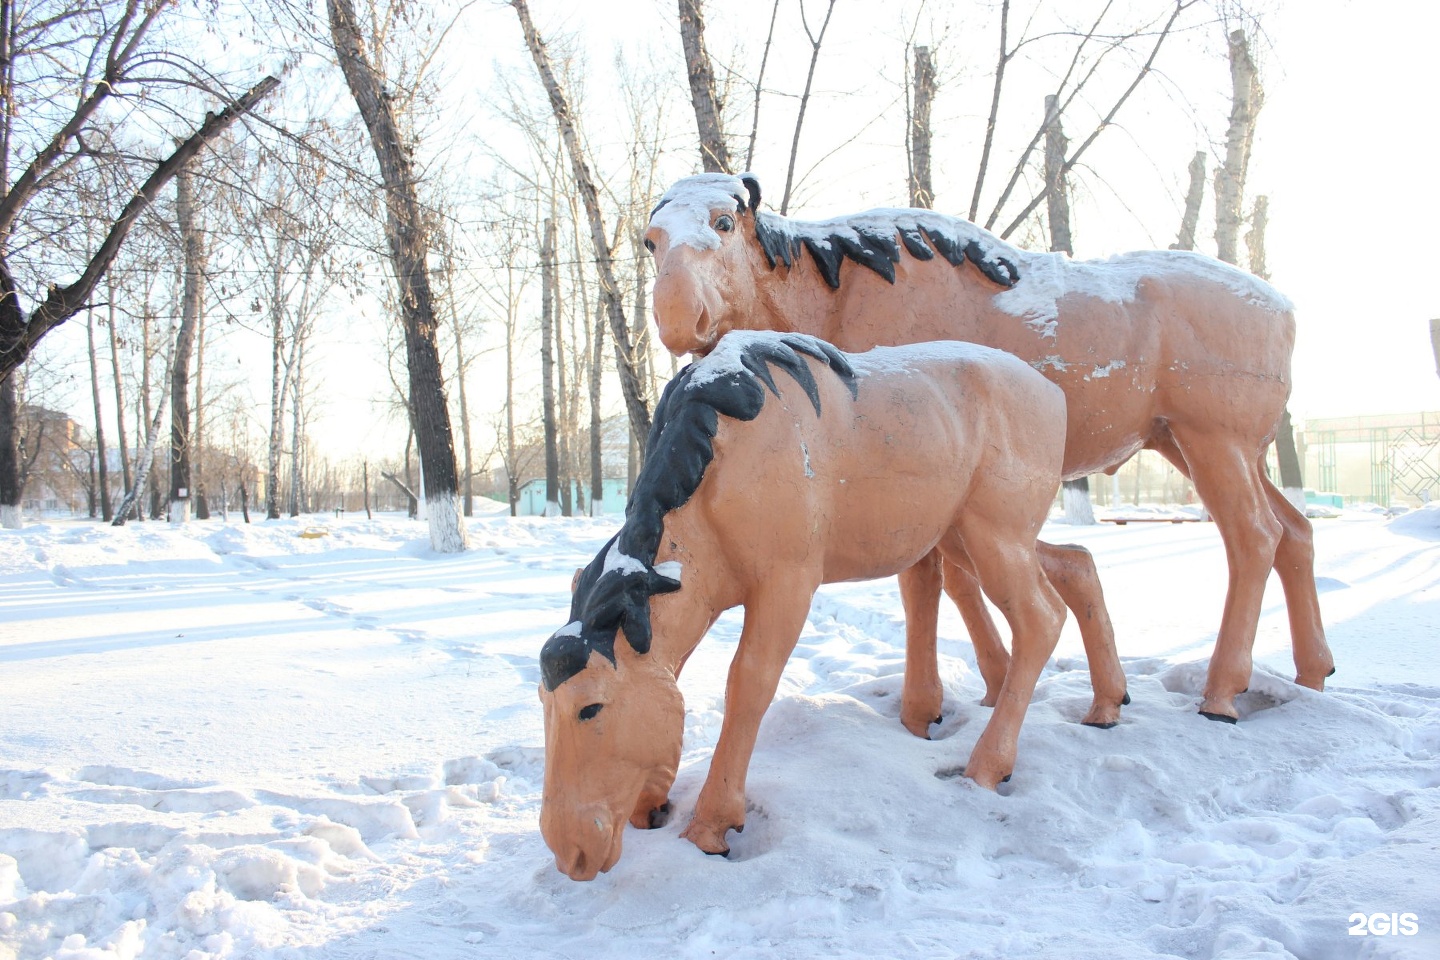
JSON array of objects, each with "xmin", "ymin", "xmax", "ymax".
[
  {"xmin": 682, "ymin": 580, "xmax": 816, "ymax": 856},
  {"xmin": 899, "ymin": 551, "xmax": 946, "ymax": 738}
]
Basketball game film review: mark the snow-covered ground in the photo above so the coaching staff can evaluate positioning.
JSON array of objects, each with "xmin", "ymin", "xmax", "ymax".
[{"xmin": 2, "ymin": 505, "xmax": 1438, "ymax": 959}]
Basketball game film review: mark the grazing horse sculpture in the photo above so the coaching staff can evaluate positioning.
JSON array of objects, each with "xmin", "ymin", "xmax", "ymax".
[
  {"xmin": 644, "ymin": 173, "xmax": 1334, "ymax": 725},
  {"xmin": 539, "ymin": 332, "xmax": 1083, "ymax": 878}
]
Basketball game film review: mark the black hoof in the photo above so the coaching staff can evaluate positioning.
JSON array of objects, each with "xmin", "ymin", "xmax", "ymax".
[
  {"xmin": 1082, "ymin": 720, "xmax": 1119, "ymax": 730},
  {"xmin": 1000, "ymin": 774, "xmax": 1011, "ymax": 784},
  {"xmin": 647, "ymin": 802, "xmax": 672, "ymax": 829},
  {"xmin": 934, "ymin": 715, "xmax": 943, "ymax": 725},
  {"xmin": 1199, "ymin": 710, "xmax": 1237, "ymax": 724},
  {"xmin": 1121, "ymin": 691, "xmax": 1132, "ymax": 706},
  {"xmin": 704, "ymin": 846, "xmax": 730, "ymax": 859},
  {"xmin": 1328, "ymin": 666, "xmax": 1337, "ymax": 677}
]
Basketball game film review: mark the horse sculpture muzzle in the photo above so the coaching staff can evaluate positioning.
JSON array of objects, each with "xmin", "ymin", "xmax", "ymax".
[
  {"xmin": 540, "ymin": 799, "xmax": 624, "ymax": 881},
  {"xmin": 652, "ymin": 257, "xmax": 721, "ymax": 356}
]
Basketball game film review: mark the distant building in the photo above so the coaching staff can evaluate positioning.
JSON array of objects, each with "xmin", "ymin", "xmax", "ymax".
[
  {"xmin": 517, "ymin": 477, "xmax": 629, "ymax": 516},
  {"xmin": 1299, "ymin": 412, "xmax": 1440, "ymax": 506}
]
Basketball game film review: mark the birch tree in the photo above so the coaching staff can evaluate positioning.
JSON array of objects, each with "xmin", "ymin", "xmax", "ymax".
[
  {"xmin": 512, "ymin": 0, "xmax": 652, "ymax": 449},
  {"xmin": 327, "ymin": 0, "xmax": 466, "ymax": 551}
]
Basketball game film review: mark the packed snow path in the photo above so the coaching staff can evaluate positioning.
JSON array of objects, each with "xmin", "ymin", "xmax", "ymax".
[{"xmin": 1, "ymin": 508, "xmax": 1437, "ymax": 959}]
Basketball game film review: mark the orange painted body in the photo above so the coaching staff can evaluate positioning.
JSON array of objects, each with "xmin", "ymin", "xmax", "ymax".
[
  {"xmin": 539, "ymin": 337, "xmax": 1074, "ymax": 878},
  {"xmin": 645, "ymin": 174, "xmax": 1333, "ymax": 725}
]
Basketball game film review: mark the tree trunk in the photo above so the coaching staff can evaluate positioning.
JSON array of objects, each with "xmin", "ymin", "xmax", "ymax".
[
  {"xmin": 0, "ymin": 368, "xmax": 18, "ymax": 529},
  {"xmin": 1246, "ymin": 193, "xmax": 1302, "ymax": 508},
  {"xmin": 505, "ymin": 295, "xmax": 519, "ymax": 518},
  {"xmin": 193, "ymin": 292, "xmax": 208, "ymax": 519},
  {"xmin": 289, "ymin": 337, "xmax": 304, "ymax": 517},
  {"xmin": 115, "ymin": 324, "xmax": 178, "ymax": 526},
  {"xmin": 169, "ymin": 167, "xmax": 203, "ymax": 525},
  {"xmin": 540, "ymin": 217, "xmax": 561, "ymax": 518},
  {"xmin": 1043, "ymin": 94, "xmax": 1073, "ymax": 256},
  {"xmin": 1172, "ymin": 150, "xmax": 1206, "ymax": 251},
  {"xmin": 1245, "ymin": 194, "xmax": 1269, "ymax": 280},
  {"xmin": 590, "ymin": 294, "xmax": 605, "ymax": 516},
  {"xmin": 1043, "ymin": 95, "xmax": 1093, "ymax": 523},
  {"xmin": 908, "ymin": 45, "xmax": 935, "ymax": 210},
  {"xmin": 780, "ymin": 0, "xmax": 837, "ymax": 215},
  {"xmin": 445, "ymin": 271, "xmax": 474, "ymax": 517},
  {"xmin": 86, "ymin": 308, "xmax": 112, "ymax": 521},
  {"xmin": 970, "ymin": 0, "xmax": 1011, "ymax": 222},
  {"xmin": 239, "ymin": 479, "xmax": 250, "ymax": 523},
  {"xmin": 513, "ymin": 0, "xmax": 651, "ymax": 451},
  {"xmin": 106, "ymin": 279, "xmax": 131, "ymax": 495},
  {"xmin": 1214, "ymin": 28, "xmax": 1262, "ymax": 266},
  {"xmin": 1063, "ymin": 476, "xmax": 1096, "ymax": 524},
  {"xmin": 678, "ymin": 0, "xmax": 731, "ymax": 173},
  {"xmin": 266, "ymin": 253, "xmax": 288, "ymax": 520},
  {"xmin": 329, "ymin": 0, "xmax": 465, "ymax": 552},
  {"xmin": 554, "ymin": 250, "xmax": 573, "ymax": 517},
  {"xmin": 363, "ymin": 461, "xmax": 372, "ymax": 519}
]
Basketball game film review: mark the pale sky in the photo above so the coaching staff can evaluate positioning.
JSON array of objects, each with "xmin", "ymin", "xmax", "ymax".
[{"xmin": 33, "ymin": 0, "xmax": 1440, "ymax": 467}]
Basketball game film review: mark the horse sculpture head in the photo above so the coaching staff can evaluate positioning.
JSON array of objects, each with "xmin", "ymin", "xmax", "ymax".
[
  {"xmin": 537, "ymin": 535, "xmax": 685, "ymax": 881},
  {"xmin": 646, "ymin": 172, "xmax": 763, "ymax": 357},
  {"xmin": 646, "ymin": 173, "xmax": 1022, "ymax": 358}
]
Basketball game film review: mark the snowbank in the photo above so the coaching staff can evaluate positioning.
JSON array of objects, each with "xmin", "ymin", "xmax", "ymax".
[{"xmin": 1, "ymin": 511, "xmax": 1436, "ymax": 958}]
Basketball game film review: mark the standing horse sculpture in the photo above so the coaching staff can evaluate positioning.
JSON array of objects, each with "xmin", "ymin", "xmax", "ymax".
[
  {"xmin": 645, "ymin": 173, "xmax": 1334, "ymax": 725},
  {"xmin": 539, "ymin": 332, "xmax": 1085, "ymax": 878}
]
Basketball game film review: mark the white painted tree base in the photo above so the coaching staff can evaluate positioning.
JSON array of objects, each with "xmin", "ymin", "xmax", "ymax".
[
  {"xmin": 543, "ymin": 501, "xmax": 561, "ymax": 518},
  {"xmin": 1, "ymin": 504, "xmax": 21, "ymax": 530},
  {"xmin": 590, "ymin": 499, "xmax": 605, "ymax": 518},
  {"xmin": 426, "ymin": 493, "xmax": 468, "ymax": 553},
  {"xmin": 169, "ymin": 500, "xmax": 190, "ymax": 525},
  {"xmin": 1283, "ymin": 486, "xmax": 1306, "ymax": 514},
  {"xmin": 1062, "ymin": 485, "xmax": 1097, "ymax": 525}
]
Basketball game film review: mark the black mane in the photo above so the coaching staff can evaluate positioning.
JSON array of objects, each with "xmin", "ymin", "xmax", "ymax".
[
  {"xmin": 540, "ymin": 334, "xmax": 857, "ymax": 691},
  {"xmin": 752, "ymin": 210, "xmax": 1021, "ymax": 292}
]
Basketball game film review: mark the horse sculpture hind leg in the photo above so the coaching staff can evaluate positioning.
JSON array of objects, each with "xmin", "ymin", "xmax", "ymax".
[
  {"xmin": 1261, "ymin": 472, "xmax": 1335, "ymax": 690},
  {"xmin": 1150, "ymin": 427, "xmax": 1334, "ymax": 714},
  {"xmin": 899, "ymin": 542, "xmax": 1125, "ymax": 736},
  {"xmin": 937, "ymin": 531, "xmax": 1066, "ymax": 789},
  {"xmin": 1157, "ymin": 424, "xmax": 1282, "ymax": 721},
  {"xmin": 1037, "ymin": 543, "xmax": 1128, "ymax": 727}
]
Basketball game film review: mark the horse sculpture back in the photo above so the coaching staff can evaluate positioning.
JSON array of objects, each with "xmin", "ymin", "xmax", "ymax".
[
  {"xmin": 538, "ymin": 332, "xmax": 1084, "ymax": 879},
  {"xmin": 644, "ymin": 173, "xmax": 1333, "ymax": 723}
]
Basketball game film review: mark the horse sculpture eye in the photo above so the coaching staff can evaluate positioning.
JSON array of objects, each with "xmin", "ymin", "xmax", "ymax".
[
  {"xmin": 644, "ymin": 238, "xmax": 655, "ymax": 253},
  {"xmin": 714, "ymin": 215, "xmax": 734, "ymax": 232},
  {"xmin": 578, "ymin": 703, "xmax": 603, "ymax": 721}
]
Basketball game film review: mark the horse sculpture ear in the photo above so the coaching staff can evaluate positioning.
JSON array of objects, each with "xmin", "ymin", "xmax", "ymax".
[{"xmin": 739, "ymin": 173, "xmax": 762, "ymax": 214}]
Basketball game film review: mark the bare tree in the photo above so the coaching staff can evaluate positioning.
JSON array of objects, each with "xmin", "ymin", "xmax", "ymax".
[
  {"xmin": 1172, "ymin": 150, "xmax": 1206, "ymax": 250},
  {"xmin": 908, "ymin": 45, "xmax": 936, "ymax": 209},
  {"xmin": 1215, "ymin": 27, "xmax": 1262, "ymax": 265},
  {"xmin": 779, "ymin": 0, "xmax": 838, "ymax": 215},
  {"xmin": 678, "ymin": 0, "xmax": 732, "ymax": 173},
  {"xmin": 512, "ymin": 0, "xmax": 651, "ymax": 447},
  {"xmin": 0, "ymin": 2, "xmax": 275, "ymax": 527},
  {"xmin": 327, "ymin": 0, "xmax": 466, "ymax": 551},
  {"xmin": 540, "ymin": 216, "xmax": 561, "ymax": 517},
  {"xmin": 169, "ymin": 166, "xmax": 204, "ymax": 523}
]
